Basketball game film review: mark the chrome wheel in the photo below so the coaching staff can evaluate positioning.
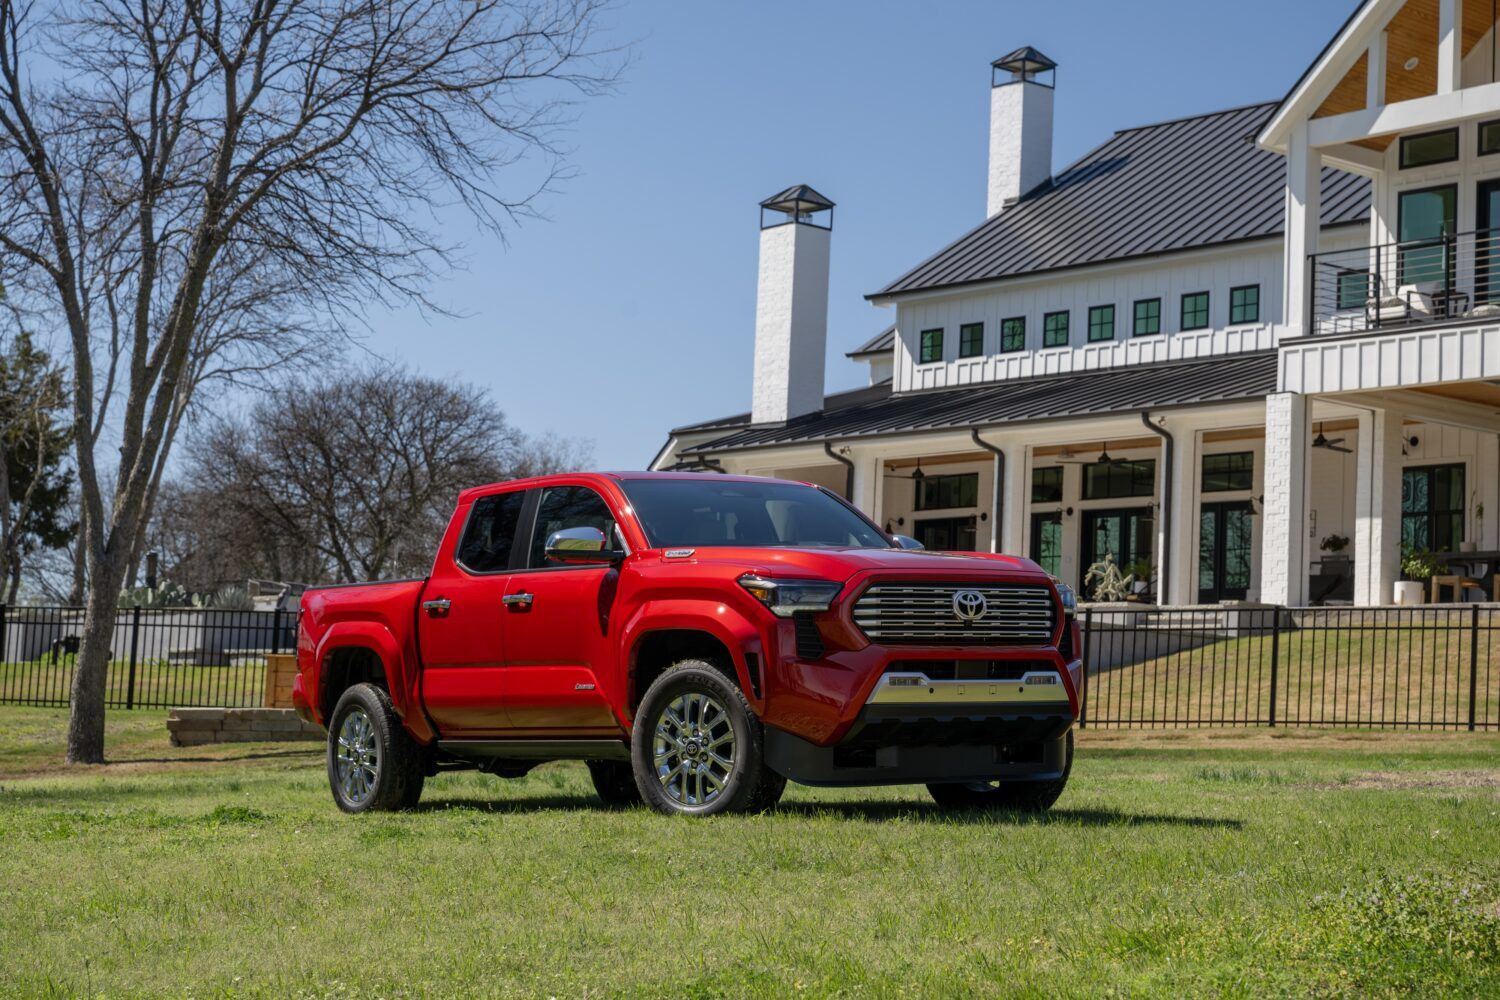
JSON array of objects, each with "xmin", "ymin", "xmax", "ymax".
[
  {"xmin": 653, "ymin": 692, "xmax": 736, "ymax": 807},
  {"xmin": 335, "ymin": 707, "xmax": 379, "ymax": 806}
]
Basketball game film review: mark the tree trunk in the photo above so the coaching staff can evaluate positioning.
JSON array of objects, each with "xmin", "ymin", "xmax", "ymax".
[{"xmin": 65, "ymin": 550, "xmax": 127, "ymax": 763}]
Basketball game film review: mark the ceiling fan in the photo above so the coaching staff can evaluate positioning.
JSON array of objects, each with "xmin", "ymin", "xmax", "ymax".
[
  {"xmin": 1311, "ymin": 423, "xmax": 1352, "ymax": 454},
  {"xmin": 884, "ymin": 459, "xmax": 928, "ymax": 481},
  {"xmin": 1055, "ymin": 442, "xmax": 1132, "ymax": 468}
]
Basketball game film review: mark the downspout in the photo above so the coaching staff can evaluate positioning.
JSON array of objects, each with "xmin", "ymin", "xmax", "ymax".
[
  {"xmin": 1141, "ymin": 412, "xmax": 1174, "ymax": 604},
  {"xmin": 970, "ymin": 428, "xmax": 1005, "ymax": 554},
  {"xmin": 824, "ymin": 442, "xmax": 855, "ymax": 500}
]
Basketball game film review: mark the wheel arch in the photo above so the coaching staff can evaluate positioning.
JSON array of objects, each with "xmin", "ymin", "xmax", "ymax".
[{"xmin": 621, "ymin": 602, "xmax": 764, "ymax": 715}]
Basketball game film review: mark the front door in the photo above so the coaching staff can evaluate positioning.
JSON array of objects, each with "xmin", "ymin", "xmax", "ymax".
[
  {"xmin": 1479, "ymin": 179, "xmax": 1500, "ymax": 303},
  {"xmin": 1080, "ymin": 507, "xmax": 1154, "ymax": 599},
  {"xmin": 498, "ymin": 484, "xmax": 624, "ymax": 735},
  {"xmin": 913, "ymin": 515, "xmax": 978, "ymax": 552},
  {"xmin": 1198, "ymin": 501, "xmax": 1253, "ymax": 603},
  {"xmin": 1030, "ymin": 512, "xmax": 1062, "ymax": 577}
]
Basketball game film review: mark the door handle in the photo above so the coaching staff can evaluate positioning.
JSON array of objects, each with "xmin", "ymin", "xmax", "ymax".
[
  {"xmin": 502, "ymin": 592, "xmax": 534, "ymax": 608},
  {"xmin": 421, "ymin": 598, "xmax": 451, "ymax": 617}
]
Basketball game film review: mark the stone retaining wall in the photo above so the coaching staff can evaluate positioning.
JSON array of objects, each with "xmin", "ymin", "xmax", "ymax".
[{"xmin": 167, "ymin": 707, "xmax": 323, "ymax": 746}]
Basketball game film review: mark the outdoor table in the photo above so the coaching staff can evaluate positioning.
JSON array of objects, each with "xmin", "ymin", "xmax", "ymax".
[{"xmin": 1433, "ymin": 550, "xmax": 1500, "ymax": 598}]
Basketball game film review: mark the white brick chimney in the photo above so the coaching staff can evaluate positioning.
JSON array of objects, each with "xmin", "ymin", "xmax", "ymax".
[
  {"xmin": 752, "ymin": 185, "xmax": 833, "ymax": 425},
  {"xmin": 988, "ymin": 46, "xmax": 1057, "ymax": 217}
]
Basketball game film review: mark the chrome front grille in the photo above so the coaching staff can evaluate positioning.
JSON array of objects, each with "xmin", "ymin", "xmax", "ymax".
[{"xmin": 852, "ymin": 582, "xmax": 1056, "ymax": 646}]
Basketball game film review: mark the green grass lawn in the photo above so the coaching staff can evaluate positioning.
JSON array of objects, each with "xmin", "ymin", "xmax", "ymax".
[{"xmin": 1, "ymin": 708, "xmax": 1497, "ymax": 998}]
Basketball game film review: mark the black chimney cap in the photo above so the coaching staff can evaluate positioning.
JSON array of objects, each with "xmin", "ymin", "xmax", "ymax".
[
  {"xmin": 760, "ymin": 184, "xmax": 836, "ymax": 216},
  {"xmin": 992, "ymin": 46, "xmax": 1057, "ymax": 76}
]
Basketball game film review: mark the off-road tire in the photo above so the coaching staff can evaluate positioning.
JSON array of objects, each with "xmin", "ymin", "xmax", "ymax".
[
  {"xmin": 327, "ymin": 682, "xmax": 425, "ymax": 813},
  {"xmin": 587, "ymin": 759, "xmax": 642, "ymax": 807},
  {"xmin": 926, "ymin": 730, "xmax": 1073, "ymax": 812},
  {"xmin": 631, "ymin": 659, "xmax": 781, "ymax": 816}
]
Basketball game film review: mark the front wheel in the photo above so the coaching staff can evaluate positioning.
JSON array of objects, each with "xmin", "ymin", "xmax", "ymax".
[
  {"xmin": 326, "ymin": 683, "xmax": 425, "ymax": 813},
  {"xmin": 631, "ymin": 660, "xmax": 784, "ymax": 816},
  {"xmin": 926, "ymin": 731, "xmax": 1073, "ymax": 813}
]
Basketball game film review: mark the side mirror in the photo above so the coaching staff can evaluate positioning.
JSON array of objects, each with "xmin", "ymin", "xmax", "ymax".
[
  {"xmin": 544, "ymin": 526, "xmax": 625, "ymax": 566},
  {"xmin": 892, "ymin": 534, "xmax": 925, "ymax": 551}
]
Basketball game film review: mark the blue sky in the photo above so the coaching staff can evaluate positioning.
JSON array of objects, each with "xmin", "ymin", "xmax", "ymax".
[{"xmin": 361, "ymin": 0, "xmax": 1358, "ymax": 469}]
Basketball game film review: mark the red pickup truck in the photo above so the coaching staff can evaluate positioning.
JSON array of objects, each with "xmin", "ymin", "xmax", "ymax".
[{"xmin": 295, "ymin": 472, "xmax": 1081, "ymax": 816}]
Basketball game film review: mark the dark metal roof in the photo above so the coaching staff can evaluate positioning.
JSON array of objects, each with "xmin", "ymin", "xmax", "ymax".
[
  {"xmin": 760, "ymin": 184, "xmax": 835, "ymax": 214},
  {"xmin": 669, "ymin": 379, "xmax": 893, "ymax": 436},
  {"xmin": 992, "ymin": 46, "xmax": 1057, "ymax": 73},
  {"xmin": 683, "ymin": 353, "xmax": 1277, "ymax": 454},
  {"xmin": 873, "ymin": 102, "xmax": 1370, "ymax": 298},
  {"xmin": 846, "ymin": 325, "xmax": 896, "ymax": 358}
]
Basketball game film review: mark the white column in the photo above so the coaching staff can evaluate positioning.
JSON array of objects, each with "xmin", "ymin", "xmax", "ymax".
[
  {"xmin": 1353, "ymin": 405, "xmax": 1404, "ymax": 606},
  {"xmin": 1283, "ymin": 126, "xmax": 1322, "ymax": 339},
  {"xmin": 1000, "ymin": 443, "xmax": 1029, "ymax": 556},
  {"xmin": 1162, "ymin": 418, "xmax": 1201, "ymax": 606},
  {"xmin": 1262, "ymin": 392, "xmax": 1310, "ymax": 605},
  {"xmin": 849, "ymin": 450, "xmax": 883, "ymax": 523},
  {"xmin": 1438, "ymin": 0, "xmax": 1462, "ymax": 94},
  {"xmin": 1366, "ymin": 32, "xmax": 1386, "ymax": 108}
]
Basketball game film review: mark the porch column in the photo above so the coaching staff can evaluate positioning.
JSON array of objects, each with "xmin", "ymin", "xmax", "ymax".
[
  {"xmin": 1000, "ymin": 442, "xmax": 1029, "ymax": 556},
  {"xmin": 1283, "ymin": 126, "xmax": 1322, "ymax": 338},
  {"xmin": 1161, "ymin": 416, "xmax": 1201, "ymax": 606},
  {"xmin": 1438, "ymin": 0, "xmax": 1462, "ymax": 94},
  {"xmin": 1353, "ymin": 404, "xmax": 1404, "ymax": 606},
  {"xmin": 849, "ymin": 450, "xmax": 883, "ymax": 524},
  {"xmin": 1262, "ymin": 392, "xmax": 1310, "ymax": 605}
]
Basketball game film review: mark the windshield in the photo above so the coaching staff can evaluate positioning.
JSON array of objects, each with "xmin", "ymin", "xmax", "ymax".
[{"xmin": 619, "ymin": 479, "xmax": 894, "ymax": 550}]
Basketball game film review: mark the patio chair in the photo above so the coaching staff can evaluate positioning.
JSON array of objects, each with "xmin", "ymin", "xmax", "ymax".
[
  {"xmin": 1431, "ymin": 574, "xmax": 1485, "ymax": 603},
  {"xmin": 1367, "ymin": 282, "xmax": 1433, "ymax": 326}
]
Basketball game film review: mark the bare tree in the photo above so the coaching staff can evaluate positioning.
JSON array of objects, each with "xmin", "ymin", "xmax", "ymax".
[
  {"xmin": 0, "ymin": 0, "xmax": 618, "ymax": 762},
  {"xmin": 170, "ymin": 369, "xmax": 590, "ymax": 585}
]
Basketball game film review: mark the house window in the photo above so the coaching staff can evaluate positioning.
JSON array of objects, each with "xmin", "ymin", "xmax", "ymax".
[
  {"xmin": 1000, "ymin": 316, "xmax": 1026, "ymax": 353},
  {"xmin": 919, "ymin": 328, "xmax": 943, "ymax": 364},
  {"xmin": 915, "ymin": 472, "xmax": 979, "ymax": 511},
  {"xmin": 1202, "ymin": 452, "xmax": 1253, "ymax": 493},
  {"xmin": 959, "ymin": 322, "xmax": 984, "ymax": 358},
  {"xmin": 1087, "ymin": 305, "xmax": 1115, "ymax": 342},
  {"xmin": 1229, "ymin": 285, "xmax": 1260, "ymax": 325},
  {"xmin": 1031, "ymin": 466, "xmax": 1063, "ymax": 504},
  {"xmin": 1042, "ymin": 311, "xmax": 1070, "ymax": 348},
  {"xmin": 1397, "ymin": 185, "xmax": 1456, "ymax": 286},
  {"xmin": 1133, "ymin": 298, "xmax": 1161, "ymax": 337},
  {"xmin": 1481, "ymin": 120, "xmax": 1500, "ymax": 156},
  {"xmin": 1402, "ymin": 463, "xmax": 1465, "ymax": 552},
  {"xmin": 1180, "ymin": 292, "xmax": 1210, "ymax": 331},
  {"xmin": 1083, "ymin": 458, "xmax": 1156, "ymax": 500},
  {"xmin": 1399, "ymin": 128, "xmax": 1459, "ymax": 169},
  {"xmin": 1337, "ymin": 270, "xmax": 1370, "ymax": 310}
]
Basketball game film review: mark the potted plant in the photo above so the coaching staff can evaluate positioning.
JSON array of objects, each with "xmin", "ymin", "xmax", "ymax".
[
  {"xmin": 1124, "ymin": 558, "xmax": 1154, "ymax": 599},
  {"xmin": 1465, "ymin": 494, "xmax": 1484, "ymax": 553},
  {"xmin": 1083, "ymin": 554, "xmax": 1135, "ymax": 604},
  {"xmin": 1395, "ymin": 546, "xmax": 1438, "ymax": 605},
  {"xmin": 1319, "ymin": 533, "xmax": 1351, "ymax": 570}
]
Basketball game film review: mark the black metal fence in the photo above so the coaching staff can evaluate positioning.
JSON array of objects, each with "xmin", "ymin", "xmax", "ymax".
[
  {"xmin": 1078, "ymin": 606, "xmax": 1500, "ymax": 731},
  {"xmin": 0, "ymin": 605, "xmax": 294, "ymax": 710}
]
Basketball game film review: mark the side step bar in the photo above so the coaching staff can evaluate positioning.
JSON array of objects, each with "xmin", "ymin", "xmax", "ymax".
[{"xmin": 435, "ymin": 739, "xmax": 630, "ymax": 761}]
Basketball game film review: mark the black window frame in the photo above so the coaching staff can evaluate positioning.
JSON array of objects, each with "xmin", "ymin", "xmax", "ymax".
[
  {"xmin": 523, "ymin": 484, "xmax": 622, "ymax": 571},
  {"xmin": 915, "ymin": 472, "xmax": 980, "ymax": 512},
  {"xmin": 1042, "ymin": 310, "xmax": 1070, "ymax": 348},
  {"xmin": 999, "ymin": 316, "xmax": 1026, "ymax": 353},
  {"xmin": 1201, "ymin": 451, "xmax": 1254, "ymax": 493},
  {"xmin": 1336, "ymin": 269, "xmax": 1371, "ymax": 310},
  {"xmin": 958, "ymin": 321, "xmax": 985, "ymax": 359},
  {"xmin": 454, "ymin": 488, "xmax": 528, "ymax": 574},
  {"xmin": 1132, "ymin": 297, "xmax": 1161, "ymax": 337},
  {"xmin": 1031, "ymin": 466, "xmax": 1064, "ymax": 504},
  {"xmin": 1180, "ymin": 291, "xmax": 1210, "ymax": 332},
  {"xmin": 1082, "ymin": 458, "xmax": 1157, "ymax": 501},
  {"xmin": 1401, "ymin": 463, "xmax": 1466, "ymax": 553},
  {"xmin": 1087, "ymin": 304, "xmax": 1115, "ymax": 342},
  {"xmin": 1399, "ymin": 127, "xmax": 1460, "ymax": 170},
  {"xmin": 1396, "ymin": 183, "xmax": 1458, "ymax": 287},
  {"xmin": 918, "ymin": 327, "xmax": 944, "ymax": 364},
  {"xmin": 1480, "ymin": 119, "xmax": 1500, "ymax": 157},
  {"xmin": 1228, "ymin": 284, "xmax": 1260, "ymax": 325}
]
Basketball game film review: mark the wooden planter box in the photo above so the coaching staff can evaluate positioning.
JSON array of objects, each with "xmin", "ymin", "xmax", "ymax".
[{"xmin": 263, "ymin": 653, "xmax": 298, "ymax": 708}]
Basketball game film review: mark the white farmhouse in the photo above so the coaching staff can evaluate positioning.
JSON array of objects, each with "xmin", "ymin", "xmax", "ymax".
[{"xmin": 654, "ymin": 9, "xmax": 1500, "ymax": 609}]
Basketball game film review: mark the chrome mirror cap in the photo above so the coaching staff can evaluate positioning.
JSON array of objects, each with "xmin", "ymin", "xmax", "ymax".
[
  {"xmin": 544, "ymin": 526, "xmax": 622, "ymax": 565},
  {"xmin": 892, "ymin": 534, "xmax": 924, "ymax": 550}
]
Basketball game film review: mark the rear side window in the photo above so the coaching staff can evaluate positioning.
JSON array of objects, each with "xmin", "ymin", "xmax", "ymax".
[
  {"xmin": 457, "ymin": 492, "xmax": 525, "ymax": 572},
  {"xmin": 529, "ymin": 486, "xmax": 619, "ymax": 567}
]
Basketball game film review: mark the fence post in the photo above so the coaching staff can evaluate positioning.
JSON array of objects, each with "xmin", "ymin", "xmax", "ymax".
[
  {"xmin": 1268, "ymin": 607, "xmax": 1281, "ymax": 728},
  {"xmin": 1078, "ymin": 607, "xmax": 1091, "ymax": 729},
  {"xmin": 272, "ymin": 607, "xmax": 284, "ymax": 656},
  {"xmin": 125, "ymin": 605, "xmax": 141, "ymax": 710},
  {"xmin": 1469, "ymin": 604, "xmax": 1480, "ymax": 733},
  {"xmin": 0, "ymin": 602, "xmax": 7, "ymax": 666}
]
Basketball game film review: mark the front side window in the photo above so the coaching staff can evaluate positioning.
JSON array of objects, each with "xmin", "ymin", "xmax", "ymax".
[
  {"xmin": 1083, "ymin": 459, "xmax": 1156, "ymax": 500},
  {"xmin": 528, "ymin": 486, "xmax": 619, "ymax": 568},
  {"xmin": 1043, "ymin": 311, "xmax": 1069, "ymax": 347},
  {"xmin": 1087, "ymin": 305, "xmax": 1115, "ymax": 342},
  {"xmin": 1031, "ymin": 466, "xmax": 1063, "ymax": 504},
  {"xmin": 1202, "ymin": 452, "xmax": 1254, "ymax": 493},
  {"xmin": 1399, "ymin": 128, "xmax": 1459, "ymax": 169},
  {"xmin": 619, "ymin": 479, "xmax": 891, "ymax": 549},
  {"xmin": 1180, "ymin": 292, "xmax": 1210, "ymax": 331},
  {"xmin": 457, "ymin": 491, "xmax": 526, "ymax": 572},
  {"xmin": 959, "ymin": 322, "xmax": 984, "ymax": 358},
  {"xmin": 919, "ymin": 328, "xmax": 943, "ymax": 364},
  {"xmin": 916, "ymin": 473, "xmax": 979, "ymax": 511},
  {"xmin": 1133, "ymin": 298, "xmax": 1161, "ymax": 337},
  {"xmin": 1229, "ymin": 285, "xmax": 1260, "ymax": 325},
  {"xmin": 1402, "ymin": 464, "xmax": 1465, "ymax": 552},
  {"xmin": 1000, "ymin": 317, "xmax": 1026, "ymax": 353}
]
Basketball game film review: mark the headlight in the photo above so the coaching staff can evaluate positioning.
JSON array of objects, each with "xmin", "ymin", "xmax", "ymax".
[
  {"xmin": 738, "ymin": 574, "xmax": 843, "ymax": 617},
  {"xmin": 1054, "ymin": 581, "xmax": 1077, "ymax": 616}
]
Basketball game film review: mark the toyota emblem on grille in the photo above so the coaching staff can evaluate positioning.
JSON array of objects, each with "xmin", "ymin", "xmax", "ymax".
[{"xmin": 952, "ymin": 590, "xmax": 988, "ymax": 622}]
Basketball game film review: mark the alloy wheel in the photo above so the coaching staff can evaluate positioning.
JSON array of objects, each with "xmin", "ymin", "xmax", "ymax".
[
  {"xmin": 652, "ymin": 691, "xmax": 736, "ymax": 807},
  {"xmin": 335, "ymin": 707, "xmax": 379, "ymax": 806}
]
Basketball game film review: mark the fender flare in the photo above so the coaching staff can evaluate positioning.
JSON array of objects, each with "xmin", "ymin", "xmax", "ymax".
[
  {"xmin": 619, "ymin": 599, "xmax": 766, "ymax": 707},
  {"xmin": 314, "ymin": 621, "xmax": 409, "ymax": 718}
]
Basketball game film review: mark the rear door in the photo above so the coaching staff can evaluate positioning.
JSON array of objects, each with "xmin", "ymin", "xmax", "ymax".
[
  {"xmin": 417, "ymin": 488, "xmax": 526, "ymax": 735},
  {"xmin": 498, "ymin": 484, "xmax": 624, "ymax": 734}
]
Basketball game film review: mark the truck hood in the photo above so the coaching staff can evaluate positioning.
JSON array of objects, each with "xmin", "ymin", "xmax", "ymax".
[{"xmin": 655, "ymin": 546, "xmax": 1049, "ymax": 583}]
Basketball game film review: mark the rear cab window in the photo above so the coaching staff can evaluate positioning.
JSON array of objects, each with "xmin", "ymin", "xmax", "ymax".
[{"xmin": 456, "ymin": 490, "xmax": 526, "ymax": 573}]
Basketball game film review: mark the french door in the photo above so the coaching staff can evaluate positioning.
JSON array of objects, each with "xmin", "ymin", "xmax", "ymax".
[
  {"xmin": 1080, "ymin": 507, "xmax": 1154, "ymax": 599},
  {"xmin": 1198, "ymin": 501, "xmax": 1253, "ymax": 604}
]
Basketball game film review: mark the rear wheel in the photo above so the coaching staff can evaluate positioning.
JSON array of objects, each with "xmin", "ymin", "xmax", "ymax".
[
  {"xmin": 326, "ymin": 683, "xmax": 425, "ymax": 813},
  {"xmin": 631, "ymin": 660, "xmax": 782, "ymax": 816},
  {"xmin": 587, "ymin": 759, "xmax": 642, "ymax": 807},
  {"xmin": 926, "ymin": 731, "xmax": 1073, "ymax": 813}
]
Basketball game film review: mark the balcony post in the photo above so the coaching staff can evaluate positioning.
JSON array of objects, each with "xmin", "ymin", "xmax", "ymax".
[{"xmin": 1284, "ymin": 126, "xmax": 1322, "ymax": 339}]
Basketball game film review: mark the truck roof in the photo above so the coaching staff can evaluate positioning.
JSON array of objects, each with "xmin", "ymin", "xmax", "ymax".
[{"xmin": 455, "ymin": 470, "xmax": 818, "ymax": 505}]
